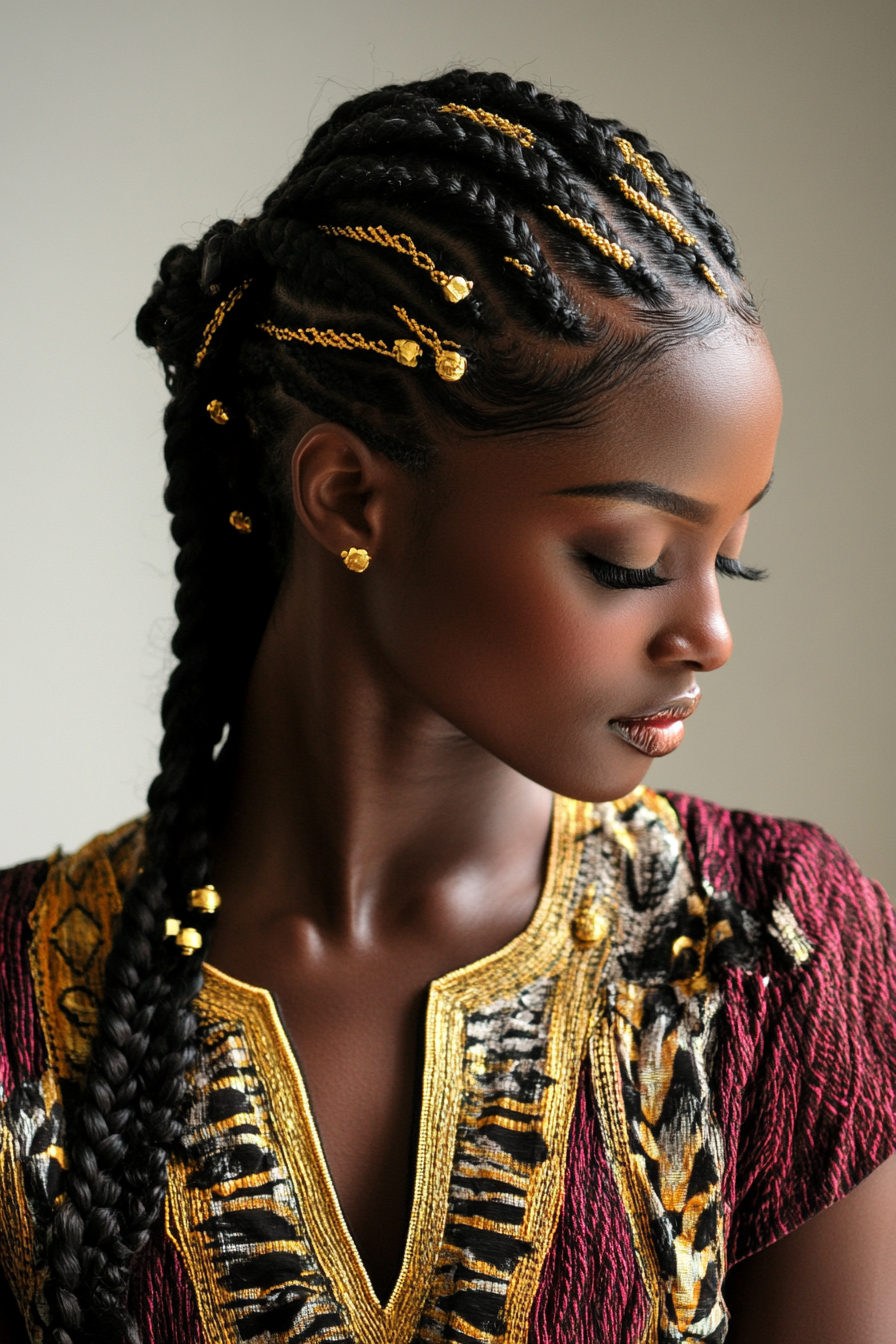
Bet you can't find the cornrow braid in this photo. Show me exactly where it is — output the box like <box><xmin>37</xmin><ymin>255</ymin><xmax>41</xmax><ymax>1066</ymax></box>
<box><xmin>46</xmin><ymin>68</ymin><xmax>759</xmax><ymax>1341</ymax></box>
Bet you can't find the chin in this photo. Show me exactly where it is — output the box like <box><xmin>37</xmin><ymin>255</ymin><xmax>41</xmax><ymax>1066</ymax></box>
<box><xmin>515</xmin><ymin>737</ymin><xmax>657</xmax><ymax>807</ymax></box>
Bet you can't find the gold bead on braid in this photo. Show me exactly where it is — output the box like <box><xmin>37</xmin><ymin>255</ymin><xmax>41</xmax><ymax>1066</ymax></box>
<box><xmin>544</xmin><ymin>205</ymin><xmax>635</xmax><ymax>269</ymax></box>
<box><xmin>614</xmin><ymin>138</ymin><xmax>670</xmax><ymax>196</ymax></box>
<box><xmin>194</xmin><ymin>279</ymin><xmax>252</xmax><ymax>369</ymax></box>
<box><xmin>392</xmin><ymin>306</ymin><xmax>466</xmax><ymax>381</ymax></box>
<box><xmin>609</xmin><ymin>176</ymin><xmax>698</xmax><ymax>247</ymax></box>
<box><xmin>438</xmin><ymin>103</ymin><xmax>536</xmax><ymax>150</ymax></box>
<box><xmin>504</xmin><ymin>256</ymin><xmax>535</xmax><ymax>277</ymax></box>
<box><xmin>319</xmin><ymin>225</ymin><xmax>473</xmax><ymax>303</ymax></box>
<box><xmin>257</xmin><ymin>320</ymin><xmax>423</xmax><ymax>370</ymax></box>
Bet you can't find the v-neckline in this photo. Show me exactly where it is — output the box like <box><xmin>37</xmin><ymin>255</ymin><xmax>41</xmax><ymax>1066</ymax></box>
<box><xmin>167</xmin><ymin>794</ymin><xmax>609</xmax><ymax>1344</ymax></box>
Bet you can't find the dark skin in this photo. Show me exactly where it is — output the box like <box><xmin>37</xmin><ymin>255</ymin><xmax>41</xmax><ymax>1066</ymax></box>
<box><xmin>3</xmin><ymin>326</ymin><xmax>893</xmax><ymax>1339</ymax></box>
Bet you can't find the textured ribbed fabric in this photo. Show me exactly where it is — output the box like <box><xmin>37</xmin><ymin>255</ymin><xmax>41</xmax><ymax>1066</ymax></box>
<box><xmin>529</xmin><ymin>1058</ymin><xmax>649</xmax><ymax>1343</ymax></box>
<box><xmin>1</xmin><ymin>795</ymin><xmax>894</xmax><ymax>1342</ymax></box>
<box><xmin>128</xmin><ymin>1207</ymin><xmax>203</xmax><ymax>1344</ymax></box>
<box><xmin>0</xmin><ymin>858</ymin><xmax>48</xmax><ymax>1095</ymax></box>
<box><xmin>667</xmin><ymin>793</ymin><xmax>896</xmax><ymax>1264</ymax></box>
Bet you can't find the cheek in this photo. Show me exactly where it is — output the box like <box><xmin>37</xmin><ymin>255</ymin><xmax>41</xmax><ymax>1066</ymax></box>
<box><xmin>369</xmin><ymin>525</ymin><xmax>648</xmax><ymax>762</ymax></box>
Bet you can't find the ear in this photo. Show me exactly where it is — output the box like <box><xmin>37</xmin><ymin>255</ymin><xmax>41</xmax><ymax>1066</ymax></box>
<box><xmin>290</xmin><ymin>422</ymin><xmax>397</xmax><ymax>561</ymax></box>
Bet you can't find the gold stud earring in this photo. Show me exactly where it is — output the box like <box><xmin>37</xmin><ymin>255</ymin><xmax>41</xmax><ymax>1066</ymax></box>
<box><xmin>341</xmin><ymin>547</ymin><xmax>370</xmax><ymax>573</ymax></box>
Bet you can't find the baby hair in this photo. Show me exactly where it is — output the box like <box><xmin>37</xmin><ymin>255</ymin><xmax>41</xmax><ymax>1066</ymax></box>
<box><xmin>45</xmin><ymin>68</ymin><xmax>758</xmax><ymax>1342</ymax></box>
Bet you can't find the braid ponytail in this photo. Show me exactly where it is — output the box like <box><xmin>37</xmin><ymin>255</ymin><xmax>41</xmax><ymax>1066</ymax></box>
<box><xmin>43</xmin><ymin>69</ymin><xmax>759</xmax><ymax>1341</ymax></box>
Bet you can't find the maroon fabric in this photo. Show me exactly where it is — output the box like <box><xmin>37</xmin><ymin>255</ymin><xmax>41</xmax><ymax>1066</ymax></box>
<box><xmin>666</xmin><ymin>793</ymin><xmax>896</xmax><ymax>1264</ymax></box>
<box><xmin>128</xmin><ymin>1206</ymin><xmax>204</xmax><ymax>1344</ymax></box>
<box><xmin>529</xmin><ymin>1058</ymin><xmax>649</xmax><ymax>1344</ymax></box>
<box><xmin>0</xmin><ymin>859</ymin><xmax>49</xmax><ymax>1096</ymax></box>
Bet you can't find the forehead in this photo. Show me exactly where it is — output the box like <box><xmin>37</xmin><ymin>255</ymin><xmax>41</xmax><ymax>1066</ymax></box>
<box><xmin>442</xmin><ymin>324</ymin><xmax>781</xmax><ymax>508</ymax></box>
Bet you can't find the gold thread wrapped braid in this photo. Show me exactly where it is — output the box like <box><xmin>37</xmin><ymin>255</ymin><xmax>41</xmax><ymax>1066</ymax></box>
<box><xmin>319</xmin><ymin>225</ymin><xmax>473</xmax><ymax>302</ymax></box>
<box><xmin>698</xmin><ymin>264</ymin><xmax>727</xmax><ymax>299</ymax></box>
<box><xmin>544</xmin><ymin>205</ymin><xmax>635</xmax><ymax>269</ymax></box>
<box><xmin>614</xmin><ymin>138</ymin><xmax>670</xmax><ymax>196</ymax></box>
<box><xmin>609</xmin><ymin>176</ymin><xmax>698</xmax><ymax>247</ymax></box>
<box><xmin>256</xmin><ymin>320</ymin><xmax>422</xmax><ymax>370</ymax></box>
<box><xmin>194</xmin><ymin>279</ymin><xmax>252</xmax><ymax>368</ymax></box>
<box><xmin>256</xmin><ymin>309</ymin><xmax>466</xmax><ymax>382</ymax></box>
<box><xmin>438</xmin><ymin>103</ymin><xmax>536</xmax><ymax>149</ymax></box>
<box><xmin>504</xmin><ymin>256</ymin><xmax>535</xmax><ymax>277</ymax></box>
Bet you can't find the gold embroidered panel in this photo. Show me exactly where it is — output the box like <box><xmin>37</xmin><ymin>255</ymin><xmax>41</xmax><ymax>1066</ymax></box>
<box><xmin>4</xmin><ymin>789</ymin><xmax>767</xmax><ymax>1344</ymax></box>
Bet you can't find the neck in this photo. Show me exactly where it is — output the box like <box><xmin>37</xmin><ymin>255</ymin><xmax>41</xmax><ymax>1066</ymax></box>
<box><xmin>212</xmin><ymin>548</ymin><xmax>553</xmax><ymax>938</ymax></box>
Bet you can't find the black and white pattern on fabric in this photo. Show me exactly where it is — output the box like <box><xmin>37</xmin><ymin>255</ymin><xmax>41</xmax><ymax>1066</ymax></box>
<box><xmin>415</xmin><ymin>977</ymin><xmax>557</xmax><ymax>1343</ymax></box>
<box><xmin>175</xmin><ymin>1019</ymin><xmax>351</xmax><ymax>1343</ymax></box>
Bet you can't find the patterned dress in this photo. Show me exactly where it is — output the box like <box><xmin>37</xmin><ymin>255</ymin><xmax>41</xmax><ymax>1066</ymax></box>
<box><xmin>1</xmin><ymin>787</ymin><xmax>894</xmax><ymax>1344</ymax></box>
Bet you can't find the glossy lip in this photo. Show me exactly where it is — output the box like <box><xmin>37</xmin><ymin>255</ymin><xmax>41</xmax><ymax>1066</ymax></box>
<box><xmin>609</xmin><ymin>687</ymin><xmax>701</xmax><ymax>758</ymax></box>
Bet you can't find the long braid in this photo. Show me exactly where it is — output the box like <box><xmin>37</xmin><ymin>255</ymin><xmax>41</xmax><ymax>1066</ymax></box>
<box><xmin>43</xmin><ymin>69</ymin><xmax>760</xmax><ymax>1341</ymax></box>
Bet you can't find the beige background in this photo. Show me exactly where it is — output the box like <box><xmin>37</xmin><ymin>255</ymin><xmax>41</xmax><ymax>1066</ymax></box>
<box><xmin>1</xmin><ymin>0</ymin><xmax>893</xmax><ymax>890</ymax></box>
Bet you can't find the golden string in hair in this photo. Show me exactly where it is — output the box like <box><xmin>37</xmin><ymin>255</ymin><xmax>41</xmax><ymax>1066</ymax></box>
<box><xmin>194</xmin><ymin>279</ymin><xmax>252</xmax><ymax>369</ymax></box>
<box><xmin>438</xmin><ymin>103</ymin><xmax>536</xmax><ymax>149</ymax></box>
<box><xmin>698</xmin><ymin>264</ymin><xmax>727</xmax><ymax>299</ymax></box>
<box><xmin>544</xmin><ymin>205</ymin><xmax>635</xmax><ymax>269</ymax></box>
<box><xmin>609</xmin><ymin>176</ymin><xmax>698</xmax><ymax>247</ymax></box>
<box><xmin>504</xmin><ymin>256</ymin><xmax>535</xmax><ymax>277</ymax></box>
<box><xmin>393</xmin><ymin>307</ymin><xmax>466</xmax><ymax>381</ymax></box>
<box><xmin>256</xmin><ymin>319</ymin><xmax>422</xmax><ymax>369</ymax></box>
<box><xmin>319</xmin><ymin>225</ymin><xmax>473</xmax><ymax>302</ymax></box>
<box><xmin>614</xmin><ymin>138</ymin><xmax>670</xmax><ymax>196</ymax></box>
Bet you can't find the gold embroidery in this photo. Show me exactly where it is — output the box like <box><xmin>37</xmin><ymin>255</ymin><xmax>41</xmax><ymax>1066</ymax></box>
<box><xmin>11</xmin><ymin>789</ymin><xmax>740</xmax><ymax>1342</ymax></box>
<box><xmin>28</xmin><ymin>821</ymin><xmax>141</xmax><ymax>1079</ymax></box>
<box><xmin>166</xmin><ymin>798</ymin><xmax>605</xmax><ymax>1344</ymax></box>
<box><xmin>769</xmin><ymin>896</ymin><xmax>814</xmax><ymax>965</ymax></box>
<box><xmin>588</xmin><ymin>797</ymin><xmax>729</xmax><ymax>1343</ymax></box>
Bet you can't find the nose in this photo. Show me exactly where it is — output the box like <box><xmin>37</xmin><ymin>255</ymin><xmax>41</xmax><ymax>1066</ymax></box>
<box><xmin>646</xmin><ymin>575</ymin><xmax>733</xmax><ymax>672</ymax></box>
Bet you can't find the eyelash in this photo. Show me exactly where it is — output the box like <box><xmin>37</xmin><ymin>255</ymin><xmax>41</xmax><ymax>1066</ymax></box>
<box><xmin>584</xmin><ymin>553</ymin><xmax>768</xmax><ymax>589</ymax></box>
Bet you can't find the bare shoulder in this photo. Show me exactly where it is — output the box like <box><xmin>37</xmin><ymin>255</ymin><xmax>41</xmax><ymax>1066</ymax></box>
<box><xmin>725</xmin><ymin>1152</ymin><xmax>896</xmax><ymax>1344</ymax></box>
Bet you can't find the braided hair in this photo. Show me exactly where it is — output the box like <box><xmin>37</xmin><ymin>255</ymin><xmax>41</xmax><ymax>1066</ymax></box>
<box><xmin>44</xmin><ymin>69</ymin><xmax>758</xmax><ymax>1342</ymax></box>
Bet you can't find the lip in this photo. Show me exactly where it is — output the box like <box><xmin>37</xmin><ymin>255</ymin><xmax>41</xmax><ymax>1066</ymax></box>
<box><xmin>609</xmin><ymin>688</ymin><xmax>701</xmax><ymax>758</ymax></box>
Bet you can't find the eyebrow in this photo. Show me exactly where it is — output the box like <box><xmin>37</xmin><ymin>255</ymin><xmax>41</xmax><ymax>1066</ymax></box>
<box><xmin>555</xmin><ymin>473</ymin><xmax>774</xmax><ymax>523</ymax></box>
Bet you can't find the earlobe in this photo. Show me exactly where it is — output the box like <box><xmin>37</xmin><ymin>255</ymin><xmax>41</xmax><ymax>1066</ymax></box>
<box><xmin>290</xmin><ymin>422</ymin><xmax>387</xmax><ymax>562</ymax></box>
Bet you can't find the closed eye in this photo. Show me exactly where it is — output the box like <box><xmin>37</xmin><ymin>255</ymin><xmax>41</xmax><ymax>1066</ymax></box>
<box><xmin>715</xmin><ymin>555</ymin><xmax>767</xmax><ymax>581</ymax></box>
<box><xmin>584</xmin><ymin>555</ymin><xmax>670</xmax><ymax>590</ymax></box>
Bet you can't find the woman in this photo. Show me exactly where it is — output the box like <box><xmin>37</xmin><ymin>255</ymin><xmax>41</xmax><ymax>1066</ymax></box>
<box><xmin>0</xmin><ymin>69</ymin><xmax>893</xmax><ymax>1344</ymax></box>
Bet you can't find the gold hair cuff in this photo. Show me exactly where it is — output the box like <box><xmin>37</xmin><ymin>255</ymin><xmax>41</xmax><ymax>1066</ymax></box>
<box><xmin>189</xmin><ymin>885</ymin><xmax>221</xmax><ymax>915</ymax></box>
<box><xmin>544</xmin><ymin>205</ymin><xmax>635</xmax><ymax>269</ymax></box>
<box><xmin>609</xmin><ymin>176</ymin><xmax>698</xmax><ymax>247</ymax></box>
<box><xmin>194</xmin><ymin>279</ymin><xmax>252</xmax><ymax>369</ymax></box>
<box><xmin>319</xmin><ymin>225</ymin><xmax>473</xmax><ymax>303</ymax></box>
<box><xmin>438</xmin><ymin>103</ymin><xmax>536</xmax><ymax>149</ymax></box>
<box><xmin>164</xmin><ymin>919</ymin><xmax>203</xmax><ymax>956</ymax></box>
<box><xmin>504</xmin><ymin>256</ymin><xmax>535</xmax><ymax>276</ymax></box>
<box><xmin>393</xmin><ymin>307</ymin><xmax>466</xmax><ymax>381</ymax></box>
<box><xmin>207</xmin><ymin>399</ymin><xmax>229</xmax><ymax>424</ymax></box>
<box><xmin>229</xmin><ymin>510</ymin><xmax>252</xmax><ymax>533</ymax></box>
<box><xmin>614</xmin><ymin>138</ymin><xmax>670</xmax><ymax>196</ymax></box>
<box><xmin>257</xmin><ymin>310</ymin><xmax>466</xmax><ymax>382</ymax></box>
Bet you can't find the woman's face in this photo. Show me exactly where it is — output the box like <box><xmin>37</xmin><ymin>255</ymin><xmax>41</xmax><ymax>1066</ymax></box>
<box><xmin>333</xmin><ymin>325</ymin><xmax>782</xmax><ymax>804</ymax></box>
